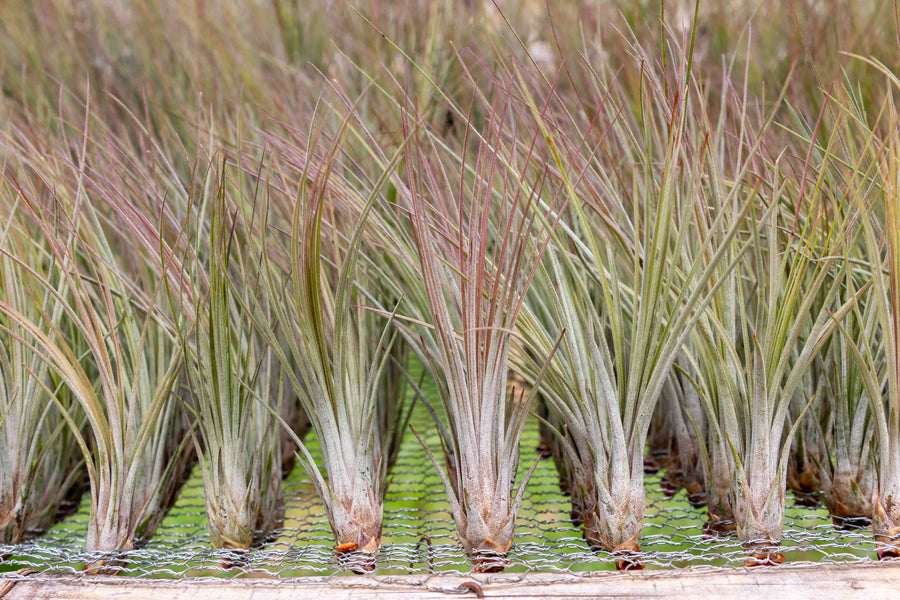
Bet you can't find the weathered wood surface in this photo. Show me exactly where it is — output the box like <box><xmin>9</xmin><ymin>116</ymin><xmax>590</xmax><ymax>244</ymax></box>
<box><xmin>2</xmin><ymin>562</ymin><xmax>897</xmax><ymax>599</ymax></box>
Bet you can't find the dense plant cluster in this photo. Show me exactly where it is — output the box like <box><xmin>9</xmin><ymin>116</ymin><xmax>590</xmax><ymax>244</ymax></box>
<box><xmin>1</xmin><ymin>0</ymin><xmax>900</xmax><ymax>572</ymax></box>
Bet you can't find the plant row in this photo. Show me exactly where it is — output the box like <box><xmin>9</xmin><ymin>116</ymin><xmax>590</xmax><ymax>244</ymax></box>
<box><xmin>1</xmin><ymin>0</ymin><xmax>900</xmax><ymax>574</ymax></box>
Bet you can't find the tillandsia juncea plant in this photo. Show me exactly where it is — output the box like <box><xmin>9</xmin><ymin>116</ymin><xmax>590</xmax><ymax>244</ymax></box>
<box><xmin>2</xmin><ymin>89</ymin><xmax>204</xmax><ymax>555</ymax></box>
<box><xmin>643</xmin><ymin>395</ymin><xmax>672</xmax><ymax>475</ymax></box>
<box><xmin>0</xmin><ymin>164</ymin><xmax>188</xmax><ymax>559</ymax></box>
<box><xmin>814</xmin><ymin>267</ymin><xmax>876</xmax><ymax>529</ymax></box>
<box><xmin>658</xmin><ymin>358</ymin><xmax>707</xmax><ymax>507</ymax></box>
<box><xmin>0</xmin><ymin>201</ymin><xmax>85</xmax><ymax>544</ymax></box>
<box><xmin>834</xmin><ymin>65</ymin><xmax>900</xmax><ymax>558</ymax></box>
<box><xmin>515</xmin><ymin>116</ymin><xmax>744</xmax><ymax>568</ymax></box>
<box><xmin>514</xmin><ymin>18</ymin><xmax>757</xmax><ymax>567</ymax></box>
<box><xmin>688</xmin><ymin>136</ymin><xmax>854</xmax><ymax>564</ymax></box>
<box><xmin>396</xmin><ymin>84</ymin><xmax>561</xmax><ymax>571</ymax></box>
<box><xmin>169</xmin><ymin>162</ymin><xmax>283</xmax><ymax>551</ymax></box>
<box><xmin>794</xmin><ymin>79</ymin><xmax>892</xmax><ymax>530</ymax></box>
<box><xmin>249</xmin><ymin>112</ymin><xmax>414</xmax><ymax>570</ymax></box>
<box><xmin>786</xmin><ymin>385</ymin><xmax>823</xmax><ymax>508</ymax></box>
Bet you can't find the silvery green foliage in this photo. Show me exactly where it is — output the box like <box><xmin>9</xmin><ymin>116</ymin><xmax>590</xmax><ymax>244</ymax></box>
<box><xmin>176</xmin><ymin>171</ymin><xmax>282</xmax><ymax>550</ymax></box>
<box><xmin>395</xmin><ymin>88</ymin><xmax>557</xmax><ymax>569</ymax></box>
<box><xmin>0</xmin><ymin>215</ymin><xmax>84</xmax><ymax>544</ymax></box>
<box><xmin>249</xmin><ymin>129</ymin><xmax>413</xmax><ymax>567</ymax></box>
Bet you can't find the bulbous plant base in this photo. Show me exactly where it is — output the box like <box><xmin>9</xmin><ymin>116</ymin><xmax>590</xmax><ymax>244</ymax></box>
<box><xmin>611</xmin><ymin>538</ymin><xmax>645</xmax><ymax>571</ymax></box>
<box><xmin>213</xmin><ymin>509</ymin><xmax>285</xmax><ymax>570</ymax></box>
<box><xmin>788</xmin><ymin>463</ymin><xmax>820</xmax><ymax>508</ymax></box>
<box><xmin>874</xmin><ymin>527</ymin><xmax>900</xmax><ymax>560</ymax></box>
<box><xmin>218</xmin><ymin>547</ymin><xmax>252</xmax><ymax>571</ymax></box>
<box><xmin>703</xmin><ymin>513</ymin><xmax>736</xmax><ymax>536</ymax></box>
<box><xmin>84</xmin><ymin>552</ymin><xmax>129</xmax><ymax>575</ymax></box>
<box><xmin>685</xmin><ymin>483</ymin><xmax>707</xmax><ymax>509</ymax></box>
<box><xmin>455</xmin><ymin>495</ymin><xmax>517</xmax><ymax>573</ymax></box>
<box><xmin>790</xmin><ymin>491</ymin><xmax>820</xmax><ymax>508</ymax></box>
<box><xmin>659</xmin><ymin>470</ymin><xmax>707</xmax><ymax>509</ymax></box>
<box><xmin>467</xmin><ymin>549</ymin><xmax>510</xmax><ymax>573</ymax></box>
<box><xmin>872</xmin><ymin>494</ymin><xmax>900</xmax><ymax>559</ymax></box>
<box><xmin>824</xmin><ymin>494</ymin><xmax>872</xmax><ymax>531</ymax></box>
<box><xmin>582</xmin><ymin>516</ymin><xmax>645</xmax><ymax>571</ymax></box>
<box><xmin>742</xmin><ymin>540</ymin><xmax>784</xmax><ymax>567</ymax></box>
<box><xmin>84</xmin><ymin>525</ymin><xmax>136</xmax><ymax>575</ymax></box>
<box><xmin>643</xmin><ymin>450</ymin><xmax>667</xmax><ymax>475</ymax></box>
<box><xmin>208</xmin><ymin>517</ymin><xmax>255</xmax><ymax>553</ymax></box>
<box><xmin>463</xmin><ymin>537</ymin><xmax>513</xmax><ymax>573</ymax></box>
<box><xmin>569</xmin><ymin>507</ymin><xmax>584</xmax><ymax>528</ymax></box>
<box><xmin>660</xmin><ymin>470</ymin><xmax>682</xmax><ymax>497</ymax></box>
<box><xmin>0</xmin><ymin>516</ymin><xmax>26</xmax><ymax>546</ymax></box>
<box><xmin>832</xmin><ymin>515</ymin><xmax>871</xmax><ymax>530</ymax></box>
<box><xmin>583</xmin><ymin>535</ymin><xmax>644</xmax><ymax>570</ymax></box>
<box><xmin>334</xmin><ymin>533</ymin><xmax>381</xmax><ymax>573</ymax></box>
<box><xmin>335</xmin><ymin>544</ymin><xmax>377</xmax><ymax>573</ymax></box>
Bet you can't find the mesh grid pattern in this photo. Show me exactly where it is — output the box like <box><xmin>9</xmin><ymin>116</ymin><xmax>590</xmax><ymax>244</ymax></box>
<box><xmin>0</xmin><ymin>390</ymin><xmax>880</xmax><ymax>581</ymax></box>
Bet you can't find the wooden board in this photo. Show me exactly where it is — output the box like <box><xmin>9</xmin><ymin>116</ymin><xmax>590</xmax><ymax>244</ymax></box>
<box><xmin>3</xmin><ymin>562</ymin><xmax>899</xmax><ymax>600</ymax></box>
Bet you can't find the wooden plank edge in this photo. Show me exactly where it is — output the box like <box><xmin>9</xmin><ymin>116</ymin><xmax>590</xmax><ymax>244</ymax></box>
<box><xmin>3</xmin><ymin>561</ymin><xmax>899</xmax><ymax>599</ymax></box>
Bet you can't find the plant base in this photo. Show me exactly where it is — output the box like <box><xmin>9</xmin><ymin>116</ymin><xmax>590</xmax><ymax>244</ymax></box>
<box><xmin>660</xmin><ymin>471</ymin><xmax>681</xmax><ymax>497</ymax></box>
<box><xmin>335</xmin><ymin>544</ymin><xmax>377</xmax><ymax>573</ymax></box>
<box><xmin>612</xmin><ymin>538</ymin><xmax>644</xmax><ymax>571</ymax></box>
<box><xmin>218</xmin><ymin>547</ymin><xmax>252</xmax><ymax>571</ymax></box>
<box><xmin>685</xmin><ymin>485</ymin><xmax>707</xmax><ymax>509</ymax></box>
<box><xmin>583</xmin><ymin>528</ymin><xmax>645</xmax><ymax>571</ymax></box>
<box><xmin>875</xmin><ymin>528</ymin><xmax>900</xmax><ymax>560</ymax></box>
<box><xmin>84</xmin><ymin>553</ymin><xmax>128</xmax><ymax>575</ymax></box>
<box><xmin>742</xmin><ymin>541</ymin><xmax>784</xmax><ymax>567</ymax></box>
<box><xmin>703</xmin><ymin>514</ymin><xmax>736</xmax><ymax>536</ymax></box>
<box><xmin>787</xmin><ymin>464</ymin><xmax>820</xmax><ymax>509</ymax></box>
<box><xmin>466</xmin><ymin>549</ymin><xmax>510</xmax><ymax>573</ymax></box>
<box><xmin>831</xmin><ymin>515</ymin><xmax>871</xmax><ymax>530</ymax></box>
<box><xmin>791</xmin><ymin>491</ymin><xmax>820</xmax><ymax>508</ymax></box>
<box><xmin>643</xmin><ymin>450</ymin><xmax>667</xmax><ymax>474</ymax></box>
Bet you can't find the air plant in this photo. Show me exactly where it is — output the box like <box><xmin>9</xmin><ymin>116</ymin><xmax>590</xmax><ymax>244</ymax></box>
<box><xmin>170</xmin><ymin>165</ymin><xmax>283</xmax><ymax>551</ymax></box>
<box><xmin>0</xmin><ymin>168</ymin><xmax>188</xmax><ymax>560</ymax></box>
<box><xmin>786</xmin><ymin>389</ymin><xmax>823</xmax><ymax>508</ymax></box>
<box><xmin>688</xmin><ymin>147</ymin><xmax>853</xmax><ymax>564</ymax></box>
<box><xmin>659</xmin><ymin>360</ymin><xmax>707</xmax><ymax>508</ymax></box>
<box><xmin>514</xmin><ymin>27</ymin><xmax>756</xmax><ymax>567</ymax></box>
<box><xmin>518</xmin><ymin>251</ymin><xmax>608</xmax><ymax>538</ymax></box>
<box><xmin>396</xmin><ymin>87</ymin><xmax>559</xmax><ymax>571</ymax></box>
<box><xmin>837</xmin><ymin>67</ymin><xmax>900</xmax><ymax>558</ymax></box>
<box><xmin>0</xmin><ymin>203</ymin><xmax>85</xmax><ymax>544</ymax></box>
<box><xmin>249</xmin><ymin>117</ymin><xmax>415</xmax><ymax>570</ymax></box>
<box><xmin>1</xmin><ymin>92</ymin><xmax>205</xmax><ymax>558</ymax></box>
<box><xmin>516</xmin><ymin>164</ymin><xmax>743</xmax><ymax>568</ymax></box>
<box><xmin>643</xmin><ymin>397</ymin><xmax>671</xmax><ymax>475</ymax></box>
<box><xmin>814</xmin><ymin>274</ymin><xmax>876</xmax><ymax>529</ymax></box>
